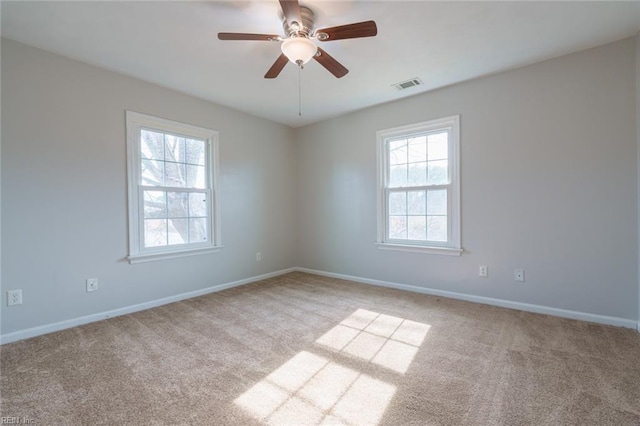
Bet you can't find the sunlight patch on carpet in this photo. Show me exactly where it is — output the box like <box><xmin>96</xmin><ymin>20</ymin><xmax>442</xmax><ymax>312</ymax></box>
<box><xmin>234</xmin><ymin>351</ymin><xmax>395</xmax><ymax>425</ymax></box>
<box><xmin>316</xmin><ymin>309</ymin><xmax>431</xmax><ymax>374</ymax></box>
<box><xmin>234</xmin><ymin>309</ymin><xmax>428</xmax><ymax>425</ymax></box>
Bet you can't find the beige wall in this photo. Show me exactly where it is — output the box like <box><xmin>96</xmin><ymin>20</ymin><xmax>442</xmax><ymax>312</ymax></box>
<box><xmin>296</xmin><ymin>37</ymin><xmax>638</xmax><ymax>321</ymax></box>
<box><xmin>1</xmin><ymin>39</ymin><xmax>298</xmax><ymax>335</ymax></box>
<box><xmin>2</xmin><ymin>35</ymin><xmax>639</xmax><ymax>339</ymax></box>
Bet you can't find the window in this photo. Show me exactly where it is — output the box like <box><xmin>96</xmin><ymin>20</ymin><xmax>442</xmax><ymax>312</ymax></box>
<box><xmin>376</xmin><ymin>116</ymin><xmax>461</xmax><ymax>255</ymax></box>
<box><xmin>126</xmin><ymin>111</ymin><xmax>221</xmax><ymax>263</ymax></box>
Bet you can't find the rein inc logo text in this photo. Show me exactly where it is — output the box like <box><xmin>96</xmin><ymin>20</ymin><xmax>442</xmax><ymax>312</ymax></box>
<box><xmin>1</xmin><ymin>417</ymin><xmax>35</xmax><ymax>425</ymax></box>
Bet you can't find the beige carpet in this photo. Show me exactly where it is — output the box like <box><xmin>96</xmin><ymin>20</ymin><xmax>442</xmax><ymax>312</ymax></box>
<box><xmin>1</xmin><ymin>272</ymin><xmax>639</xmax><ymax>425</ymax></box>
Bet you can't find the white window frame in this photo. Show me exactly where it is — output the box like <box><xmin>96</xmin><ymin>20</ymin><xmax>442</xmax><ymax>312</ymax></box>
<box><xmin>376</xmin><ymin>115</ymin><xmax>462</xmax><ymax>256</ymax></box>
<box><xmin>126</xmin><ymin>111</ymin><xmax>222</xmax><ymax>264</ymax></box>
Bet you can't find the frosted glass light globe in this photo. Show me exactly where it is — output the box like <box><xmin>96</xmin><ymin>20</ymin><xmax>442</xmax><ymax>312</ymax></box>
<box><xmin>281</xmin><ymin>37</ymin><xmax>317</xmax><ymax>65</ymax></box>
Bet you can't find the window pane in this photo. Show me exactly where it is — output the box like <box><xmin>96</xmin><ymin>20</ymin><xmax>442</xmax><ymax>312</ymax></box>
<box><xmin>389</xmin><ymin>140</ymin><xmax>407</xmax><ymax>165</ymax></box>
<box><xmin>389</xmin><ymin>216</ymin><xmax>407</xmax><ymax>239</ymax></box>
<box><xmin>427</xmin><ymin>216</ymin><xmax>447</xmax><ymax>242</ymax></box>
<box><xmin>186</xmin><ymin>165</ymin><xmax>206</xmax><ymax>189</ymax></box>
<box><xmin>167</xmin><ymin>192</ymin><xmax>189</xmax><ymax>218</ymax></box>
<box><xmin>144</xmin><ymin>219</ymin><xmax>167</xmax><ymax>247</ymax></box>
<box><xmin>168</xmin><ymin>219</ymin><xmax>188</xmax><ymax>245</ymax></box>
<box><xmin>389</xmin><ymin>192</ymin><xmax>406</xmax><ymax>215</ymax></box>
<box><xmin>408</xmin><ymin>216</ymin><xmax>426</xmax><ymax>240</ymax></box>
<box><xmin>407</xmin><ymin>191</ymin><xmax>426</xmax><ymax>215</ymax></box>
<box><xmin>186</xmin><ymin>139</ymin><xmax>206</xmax><ymax>165</ymax></box>
<box><xmin>189</xmin><ymin>218</ymin><xmax>207</xmax><ymax>243</ymax></box>
<box><xmin>129</xmin><ymin>112</ymin><xmax>217</xmax><ymax>256</ymax></box>
<box><xmin>389</xmin><ymin>164</ymin><xmax>408</xmax><ymax>188</ymax></box>
<box><xmin>427</xmin><ymin>160</ymin><xmax>448</xmax><ymax>185</ymax></box>
<box><xmin>141</xmin><ymin>159</ymin><xmax>164</xmax><ymax>186</ymax></box>
<box><xmin>379</xmin><ymin>116</ymin><xmax>459</xmax><ymax>250</ymax></box>
<box><xmin>427</xmin><ymin>190</ymin><xmax>447</xmax><ymax>215</ymax></box>
<box><xmin>141</xmin><ymin>130</ymin><xmax>164</xmax><ymax>160</ymax></box>
<box><xmin>143</xmin><ymin>191</ymin><xmax>166</xmax><ymax>218</ymax></box>
<box><xmin>427</xmin><ymin>132</ymin><xmax>448</xmax><ymax>160</ymax></box>
<box><xmin>165</xmin><ymin>162</ymin><xmax>186</xmax><ymax>187</ymax></box>
<box><xmin>165</xmin><ymin>135</ymin><xmax>185</xmax><ymax>163</ymax></box>
<box><xmin>408</xmin><ymin>136</ymin><xmax>427</xmax><ymax>163</ymax></box>
<box><xmin>189</xmin><ymin>192</ymin><xmax>207</xmax><ymax>217</ymax></box>
<box><xmin>408</xmin><ymin>162</ymin><xmax>427</xmax><ymax>186</ymax></box>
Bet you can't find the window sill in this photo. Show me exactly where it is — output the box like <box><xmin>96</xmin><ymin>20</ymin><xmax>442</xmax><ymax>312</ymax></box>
<box><xmin>128</xmin><ymin>246</ymin><xmax>224</xmax><ymax>264</ymax></box>
<box><xmin>375</xmin><ymin>243</ymin><xmax>463</xmax><ymax>256</ymax></box>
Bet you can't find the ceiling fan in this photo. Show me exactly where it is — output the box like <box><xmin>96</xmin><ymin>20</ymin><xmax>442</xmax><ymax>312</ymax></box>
<box><xmin>218</xmin><ymin>0</ymin><xmax>377</xmax><ymax>79</ymax></box>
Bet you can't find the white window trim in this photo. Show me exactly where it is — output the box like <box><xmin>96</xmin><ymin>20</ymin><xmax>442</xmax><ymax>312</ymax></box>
<box><xmin>126</xmin><ymin>111</ymin><xmax>222</xmax><ymax>264</ymax></box>
<box><xmin>376</xmin><ymin>115</ymin><xmax>462</xmax><ymax>256</ymax></box>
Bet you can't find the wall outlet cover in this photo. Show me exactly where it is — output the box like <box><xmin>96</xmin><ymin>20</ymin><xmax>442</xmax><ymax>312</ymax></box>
<box><xmin>479</xmin><ymin>265</ymin><xmax>488</xmax><ymax>278</ymax></box>
<box><xmin>7</xmin><ymin>289</ymin><xmax>23</xmax><ymax>306</ymax></box>
<box><xmin>86</xmin><ymin>278</ymin><xmax>99</xmax><ymax>292</ymax></box>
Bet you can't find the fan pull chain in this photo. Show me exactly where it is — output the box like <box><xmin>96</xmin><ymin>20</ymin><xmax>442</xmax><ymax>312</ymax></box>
<box><xmin>298</xmin><ymin>62</ymin><xmax>302</xmax><ymax>116</ymax></box>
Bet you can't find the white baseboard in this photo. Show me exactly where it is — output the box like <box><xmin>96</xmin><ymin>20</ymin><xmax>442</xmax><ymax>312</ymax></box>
<box><xmin>3</xmin><ymin>266</ymin><xmax>637</xmax><ymax>344</ymax></box>
<box><xmin>0</xmin><ymin>268</ymin><xmax>296</xmax><ymax>345</ymax></box>
<box><xmin>295</xmin><ymin>267</ymin><xmax>639</xmax><ymax>330</ymax></box>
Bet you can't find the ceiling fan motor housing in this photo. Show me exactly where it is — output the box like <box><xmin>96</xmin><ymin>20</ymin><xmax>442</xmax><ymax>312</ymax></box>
<box><xmin>283</xmin><ymin>6</ymin><xmax>316</xmax><ymax>37</ymax></box>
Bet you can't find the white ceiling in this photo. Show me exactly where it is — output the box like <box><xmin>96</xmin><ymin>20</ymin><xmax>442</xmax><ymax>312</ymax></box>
<box><xmin>2</xmin><ymin>1</ymin><xmax>639</xmax><ymax>128</ymax></box>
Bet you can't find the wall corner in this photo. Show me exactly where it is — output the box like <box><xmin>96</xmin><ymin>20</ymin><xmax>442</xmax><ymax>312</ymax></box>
<box><xmin>636</xmin><ymin>31</ymin><xmax>640</xmax><ymax>329</ymax></box>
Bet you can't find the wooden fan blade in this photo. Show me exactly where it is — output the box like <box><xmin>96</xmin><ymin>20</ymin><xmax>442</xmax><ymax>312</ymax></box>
<box><xmin>218</xmin><ymin>33</ymin><xmax>279</xmax><ymax>41</ymax></box>
<box><xmin>279</xmin><ymin>0</ymin><xmax>302</xmax><ymax>27</ymax></box>
<box><xmin>316</xmin><ymin>20</ymin><xmax>378</xmax><ymax>41</ymax></box>
<box><xmin>265</xmin><ymin>54</ymin><xmax>289</xmax><ymax>79</ymax></box>
<box><xmin>314</xmin><ymin>47</ymin><xmax>348</xmax><ymax>78</ymax></box>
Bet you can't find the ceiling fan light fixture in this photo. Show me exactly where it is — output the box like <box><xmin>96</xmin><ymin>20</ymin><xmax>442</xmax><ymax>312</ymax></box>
<box><xmin>281</xmin><ymin>37</ymin><xmax>317</xmax><ymax>65</ymax></box>
<box><xmin>218</xmin><ymin>0</ymin><xmax>377</xmax><ymax>80</ymax></box>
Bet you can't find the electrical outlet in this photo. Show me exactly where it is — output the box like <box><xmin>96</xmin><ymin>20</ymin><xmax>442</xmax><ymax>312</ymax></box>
<box><xmin>514</xmin><ymin>269</ymin><xmax>525</xmax><ymax>282</ymax></box>
<box><xmin>7</xmin><ymin>290</ymin><xmax>22</xmax><ymax>306</ymax></box>
<box><xmin>479</xmin><ymin>265</ymin><xmax>488</xmax><ymax>278</ymax></box>
<box><xmin>86</xmin><ymin>278</ymin><xmax>99</xmax><ymax>292</ymax></box>
<box><xmin>256</xmin><ymin>252</ymin><xmax>262</xmax><ymax>262</ymax></box>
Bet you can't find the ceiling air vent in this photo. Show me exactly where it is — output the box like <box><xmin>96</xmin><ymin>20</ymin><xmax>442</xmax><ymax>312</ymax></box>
<box><xmin>393</xmin><ymin>78</ymin><xmax>423</xmax><ymax>90</ymax></box>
